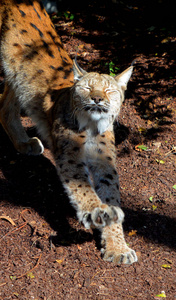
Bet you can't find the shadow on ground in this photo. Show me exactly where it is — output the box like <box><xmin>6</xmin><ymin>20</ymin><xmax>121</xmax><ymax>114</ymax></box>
<box><xmin>0</xmin><ymin>124</ymin><xmax>175</xmax><ymax>251</ymax></box>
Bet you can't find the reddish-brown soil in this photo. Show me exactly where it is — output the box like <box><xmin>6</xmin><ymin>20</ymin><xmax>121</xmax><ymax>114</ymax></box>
<box><xmin>0</xmin><ymin>1</ymin><xmax>175</xmax><ymax>299</ymax></box>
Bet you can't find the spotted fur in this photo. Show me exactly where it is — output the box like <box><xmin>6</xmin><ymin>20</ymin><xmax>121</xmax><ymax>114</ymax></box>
<box><xmin>0</xmin><ymin>0</ymin><xmax>137</xmax><ymax>264</ymax></box>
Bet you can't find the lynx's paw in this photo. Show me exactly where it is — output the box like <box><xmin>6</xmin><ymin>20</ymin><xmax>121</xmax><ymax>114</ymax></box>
<box><xmin>17</xmin><ymin>137</ymin><xmax>44</xmax><ymax>155</ymax></box>
<box><xmin>82</xmin><ymin>205</ymin><xmax>124</xmax><ymax>229</ymax></box>
<box><xmin>101</xmin><ymin>246</ymin><xmax>138</xmax><ymax>265</ymax></box>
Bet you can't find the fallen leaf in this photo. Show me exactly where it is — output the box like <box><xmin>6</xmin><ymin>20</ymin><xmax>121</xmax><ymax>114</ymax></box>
<box><xmin>155</xmin><ymin>159</ymin><xmax>165</xmax><ymax>164</ymax></box>
<box><xmin>152</xmin><ymin>205</ymin><xmax>157</xmax><ymax>211</ymax></box>
<box><xmin>82</xmin><ymin>52</ymin><xmax>89</xmax><ymax>57</ymax></box>
<box><xmin>149</xmin><ymin>196</ymin><xmax>153</xmax><ymax>202</ymax></box>
<box><xmin>56</xmin><ymin>259</ymin><xmax>64</xmax><ymax>264</ymax></box>
<box><xmin>161</xmin><ymin>264</ymin><xmax>171</xmax><ymax>269</ymax></box>
<box><xmin>27</xmin><ymin>272</ymin><xmax>35</xmax><ymax>279</ymax></box>
<box><xmin>78</xmin><ymin>44</ymin><xmax>84</xmax><ymax>50</ymax></box>
<box><xmin>138</xmin><ymin>127</ymin><xmax>147</xmax><ymax>133</ymax></box>
<box><xmin>155</xmin><ymin>291</ymin><xmax>166</xmax><ymax>298</ymax></box>
<box><xmin>77</xmin><ymin>245</ymin><xmax>82</xmax><ymax>250</ymax></box>
<box><xmin>172</xmin><ymin>185</ymin><xmax>176</xmax><ymax>190</ymax></box>
<box><xmin>147</xmin><ymin>120</ymin><xmax>153</xmax><ymax>126</ymax></box>
<box><xmin>161</xmin><ymin>38</ymin><xmax>169</xmax><ymax>43</ymax></box>
<box><xmin>10</xmin><ymin>275</ymin><xmax>16</xmax><ymax>281</ymax></box>
<box><xmin>128</xmin><ymin>230</ymin><xmax>137</xmax><ymax>236</ymax></box>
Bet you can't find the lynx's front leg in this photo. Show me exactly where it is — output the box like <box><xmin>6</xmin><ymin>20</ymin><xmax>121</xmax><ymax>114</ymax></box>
<box><xmin>52</xmin><ymin>125</ymin><xmax>124</xmax><ymax>229</ymax></box>
<box><xmin>88</xmin><ymin>131</ymin><xmax>137</xmax><ymax>264</ymax></box>
<box><xmin>101</xmin><ymin>223</ymin><xmax>138</xmax><ymax>264</ymax></box>
<box><xmin>89</xmin><ymin>131</ymin><xmax>121</xmax><ymax>207</ymax></box>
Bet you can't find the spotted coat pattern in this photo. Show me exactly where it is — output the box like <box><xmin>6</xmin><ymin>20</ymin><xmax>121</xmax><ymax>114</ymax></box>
<box><xmin>0</xmin><ymin>0</ymin><xmax>137</xmax><ymax>264</ymax></box>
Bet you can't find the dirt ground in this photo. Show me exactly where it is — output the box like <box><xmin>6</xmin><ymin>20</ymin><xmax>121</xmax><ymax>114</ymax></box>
<box><xmin>0</xmin><ymin>1</ymin><xmax>176</xmax><ymax>299</ymax></box>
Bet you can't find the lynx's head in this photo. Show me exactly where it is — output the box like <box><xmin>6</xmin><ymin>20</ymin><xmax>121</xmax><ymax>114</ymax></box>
<box><xmin>71</xmin><ymin>59</ymin><xmax>133</xmax><ymax>135</ymax></box>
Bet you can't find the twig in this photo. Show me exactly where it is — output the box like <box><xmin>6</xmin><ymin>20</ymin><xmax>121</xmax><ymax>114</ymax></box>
<box><xmin>91</xmin><ymin>270</ymin><xmax>101</xmax><ymax>281</ymax></box>
<box><xmin>165</xmin><ymin>145</ymin><xmax>176</xmax><ymax>157</ymax></box>
<box><xmin>0</xmin><ymin>215</ymin><xmax>16</xmax><ymax>226</ymax></box>
<box><xmin>0</xmin><ymin>222</ymin><xmax>27</xmax><ymax>240</ymax></box>
<box><xmin>20</xmin><ymin>208</ymin><xmax>32</xmax><ymax>222</ymax></box>
<box><xmin>0</xmin><ymin>282</ymin><xmax>7</xmax><ymax>287</ymax></box>
<box><xmin>16</xmin><ymin>253</ymin><xmax>42</xmax><ymax>279</ymax></box>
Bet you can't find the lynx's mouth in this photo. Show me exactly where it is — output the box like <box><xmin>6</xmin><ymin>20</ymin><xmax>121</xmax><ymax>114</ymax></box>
<box><xmin>84</xmin><ymin>105</ymin><xmax>108</xmax><ymax>113</ymax></box>
<box><xmin>76</xmin><ymin>104</ymin><xmax>111</xmax><ymax>133</ymax></box>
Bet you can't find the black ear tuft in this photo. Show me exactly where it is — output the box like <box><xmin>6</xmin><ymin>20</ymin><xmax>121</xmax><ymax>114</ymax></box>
<box><xmin>73</xmin><ymin>57</ymin><xmax>87</xmax><ymax>81</ymax></box>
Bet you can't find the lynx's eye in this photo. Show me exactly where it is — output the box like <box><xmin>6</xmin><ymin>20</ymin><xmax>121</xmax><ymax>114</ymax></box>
<box><xmin>77</xmin><ymin>85</ymin><xmax>90</xmax><ymax>91</ymax></box>
<box><xmin>105</xmin><ymin>89</ymin><xmax>120</xmax><ymax>100</ymax></box>
<box><xmin>105</xmin><ymin>88</ymin><xmax>118</xmax><ymax>93</ymax></box>
<box><xmin>80</xmin><ymin>86</ymin><xmax>91</xmax><ymax>91</ymax></box>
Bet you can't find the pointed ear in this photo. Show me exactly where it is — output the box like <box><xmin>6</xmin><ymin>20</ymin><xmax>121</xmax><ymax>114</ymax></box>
<box><xmin>73</xmin><ymin>58</ymin><xmax>87</xmax><ymax>81</ymax></box>
<box><xmin>115</xmin><ymin>66</ymin><xmax>133</xmax><ymax>90</ymax></box>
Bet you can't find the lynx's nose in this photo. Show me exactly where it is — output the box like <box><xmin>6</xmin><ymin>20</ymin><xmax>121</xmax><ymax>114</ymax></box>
<box><xmin>91</xmin><ymin>96</ymin><xmax>103</xmax><ymax>104</ymax></box>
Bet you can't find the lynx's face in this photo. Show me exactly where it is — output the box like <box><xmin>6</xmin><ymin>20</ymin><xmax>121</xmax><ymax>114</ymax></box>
<box><xmin>74</xmin><ymin>73</ymin><xmax>120</xmax><ymax>119</ymax></box>
<box><xmin>72</xmin><ymin>60</ymin><xmax>133</xmax><ymax>134</ymax></box>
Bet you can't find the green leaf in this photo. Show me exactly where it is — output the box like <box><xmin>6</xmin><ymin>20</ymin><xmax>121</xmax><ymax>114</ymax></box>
<box><xmin>70</xmin><ymin>14</ymin><xmax>75</xmax><ymax>20</ymax></box>
<box><xmin>149</xmin><ymin>196</ymin><xmax>153</xmax><ymax>202</ymax></box>
<box><xmin>110</xmin><ymin>72</ymin><xmax>115</xmax><ymax>77</ymax></box>
<box><xmin>155</xmin><ymin>292</ymin><xmax>166</xmax><ymax>298</ymax></box>
<box><xmin>64</xmin><ymin>12</ymin><xmax>69</xmax><ymax>19</ymax></box>
<box><xmin>107</xmin><ymin>61</ymin><xmax>119</xmax><ymax>76</ymax></box>
<box><xmin>10</xmin><ymin>275</ymin><xmax>16</xmax><ymax>281</ymax></box>
<box><xmin>172</xmin><ymin>185</ymin><xmax>176</xmax><ymax>190</ymax></box>
<box><xmin>137</xmin><ymin>145</ymin><xmax>148</xmax><ymax>151</ymax></box>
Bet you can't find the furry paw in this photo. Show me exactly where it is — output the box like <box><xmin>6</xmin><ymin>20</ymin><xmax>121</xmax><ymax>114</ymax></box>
<box><xmin>101</xmin><ymin>246</ymin><xmax>138</xmax><ymax>265</ymax></box>
<box><xmin>18</xmin><ymin>137</ymin><xmax>44</xmax><ymax>155</ymax></box>
<box><xmin>82</xmin><ymin>204</ymin><xmax>124</xmax><ymax>229</ymax></box>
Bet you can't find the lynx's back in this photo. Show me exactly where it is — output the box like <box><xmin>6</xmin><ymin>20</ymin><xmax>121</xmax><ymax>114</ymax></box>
<box><xmin>0</xmin><ymin>0</ymin><xmax>74</xmax><ymax>96</ymax></box>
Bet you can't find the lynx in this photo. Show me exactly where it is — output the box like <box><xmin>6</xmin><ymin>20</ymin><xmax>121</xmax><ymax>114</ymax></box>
<box><xmin>0</xmin><ymin>0</ymin><xmax>137</xmax><ymax>264</ymax></box>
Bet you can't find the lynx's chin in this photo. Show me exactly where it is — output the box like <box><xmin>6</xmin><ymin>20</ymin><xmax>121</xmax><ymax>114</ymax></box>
<box><xmin>77</xmin><ymin>110</ymin><xmax>111</xmax><ymax>135</ymax></box>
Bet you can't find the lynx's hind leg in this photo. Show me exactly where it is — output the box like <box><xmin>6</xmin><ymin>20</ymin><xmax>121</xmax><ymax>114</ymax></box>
<box><xmin>0</xmin><ymin>84</ymin><xmax>44</xmax><ymax>155</ymax></box>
